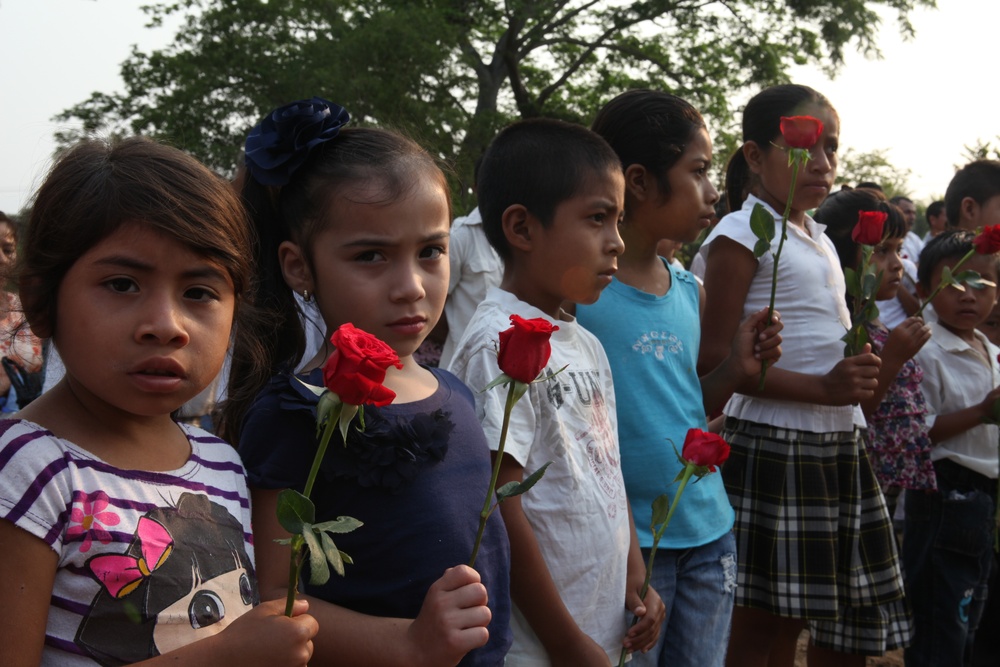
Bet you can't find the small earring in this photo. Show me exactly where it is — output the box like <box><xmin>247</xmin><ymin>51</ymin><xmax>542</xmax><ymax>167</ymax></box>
<box><xmin>302</xmin><ymin>289</ymin><xmax>312</xmax><ymax>303</ymax></box>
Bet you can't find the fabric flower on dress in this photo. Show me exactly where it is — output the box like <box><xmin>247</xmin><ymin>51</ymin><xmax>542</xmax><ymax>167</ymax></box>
<box><xmin>279</xmin><ymin>369</ymin><xmax>451</xmax><ymax>493</ymax></box>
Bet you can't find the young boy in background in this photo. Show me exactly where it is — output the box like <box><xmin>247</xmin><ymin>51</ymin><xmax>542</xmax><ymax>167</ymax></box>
<box><xmin>448</xmin><ymin>118</ymin><xmax>665</xmax><ymax>666</ymax></box>
<box><xmin>945</xmin><ymin>160</ymin><xmax>1000</xmax><ymax>232</ymax></box>
<box><xmin>906</xmin><ymin>229</ymin><xmax>1000</xmax><ymax>667</ymax></box>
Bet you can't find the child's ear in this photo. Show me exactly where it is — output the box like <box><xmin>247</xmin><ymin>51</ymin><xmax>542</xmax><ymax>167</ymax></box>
<box><xmin>960</xmin><ymin>196</ymin><xmax>980</xmax><ymax>227</ymax></box>
<box><xmin>502</xmin><ymin>204</ymin><xmax>534</xmax><ymax>253</ymax></box>
<box><xmin>915</xmin><ymin>281</ymin><xmax>930</xmax><ymax>300</ymax></box>
<box><xmin>624</xmin><ymin>164</ymin><xmax>651</xmax><ymax>202</ymax></box>
<box><xmin>278</xmin><ymin>241</ymin><xmax>313</xmax><ymax>296</ymax></box>
<box><xmin>743</xmin><ymin>141</ymin><xmax>764</xmax><ymax>175</ymax></box>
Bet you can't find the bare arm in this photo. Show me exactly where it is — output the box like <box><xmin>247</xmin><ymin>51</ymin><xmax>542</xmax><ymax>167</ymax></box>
<box><xmin>495</xmin><ymin>454</ymin><xmax>612</xmax><ymax>667</ymax></box>
<box><xmin>0</xmin><ymin>519</ymin><xmax>56</xmax><ymax>667</ymax></box>
<box><xmin>700</xmin><ymin>236</ymin><xmax>879</xmax><ymax>406</ymax></box>
<box><xmin>621</xmin><ymin>505</ymin><xmax>664</xmax><ymax>656</ymax></box>
<box><xmin>250</xmin><ymin>487</ymin><xmax>489</xmax><ymax>667</ymax></box>
<box><xmin>699</xmin><ymin>307</ymin><xmax>783</xmax><ymax>414</ymax></box>
<box><xmin>859</xmin><ymin>317</ymin><xmax>931</xmax><ymax>418</ymax></box>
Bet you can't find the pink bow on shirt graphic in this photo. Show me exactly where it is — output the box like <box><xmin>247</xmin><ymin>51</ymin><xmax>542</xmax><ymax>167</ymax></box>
<box><xmin>89</xmin><ymin>516</ymin><xmax>174</xmax><ymax>598</ymax></box>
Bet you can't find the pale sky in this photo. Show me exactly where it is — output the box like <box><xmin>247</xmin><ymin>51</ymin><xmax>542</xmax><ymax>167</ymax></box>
<box><xmin>1</xmin><ymin>0</ymin><xmax>997</xmax><ymax>214</ymax></box>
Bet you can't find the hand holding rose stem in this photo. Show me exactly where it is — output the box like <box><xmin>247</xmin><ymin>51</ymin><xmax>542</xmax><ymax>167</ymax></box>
<box><xmin>469</xmin><ymin>315</ymin><xmax>559</xmax><ymax>567</ymax></box>
<box><xmin>912</xmin><ymin>225</ymin><xmax>1000</xmax><ymax>319</ymax></box>
<box><xmin>279</xmin><ymin>324</ymin><xmax>402</xmax><ymax>616</ymax></box>
<box><xmin>749</xmin><ymin>116</ymin><xmax>824</xmax><ymax>388</ymax></box>
<box><xmin>617</xmin><ymin>429</ymin><xmax>731</xmax><ymax>667</ymax></box>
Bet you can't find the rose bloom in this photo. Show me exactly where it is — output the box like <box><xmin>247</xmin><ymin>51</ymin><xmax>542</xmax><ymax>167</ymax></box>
<box><xmin>497</xmin><ymin>314</ymin><xmax>559</xmax><ymax>384</ymax></box>
<box><xmin>974</xmin><ymin>225</ymin><xmax>1000</xmax><ymax>255</ymax></box>
<box><xmin>323</xmin><ymin>323</ymin><xmax>402</xmax><ymax>406</ymax></box>
<box><xmin>852</xmin><ymin>210</ymin><xmax>888</xmax><ymax>246</ymax></box>
<box><xmin>779</xmin><ymin>115</ymin><xmax>824</xmax><ymax>149</ymax></box>
<box><xmin>681</xmin><ymin>428</ymin><xmax>730</xmax><ymax>472</ymax></box>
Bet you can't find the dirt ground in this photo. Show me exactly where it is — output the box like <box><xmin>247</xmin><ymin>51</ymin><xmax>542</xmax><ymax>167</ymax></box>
<box><xmin>794</xmin><ymin>631</ymin><xmax>905</xmax><ymax>666</ymax></box>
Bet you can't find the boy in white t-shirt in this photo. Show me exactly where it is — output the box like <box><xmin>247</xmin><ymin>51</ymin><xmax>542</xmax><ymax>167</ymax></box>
<box><xmin>448</xmin><ymin>118</ymin><xmax>664</xmax><ymax>666</ymax></box>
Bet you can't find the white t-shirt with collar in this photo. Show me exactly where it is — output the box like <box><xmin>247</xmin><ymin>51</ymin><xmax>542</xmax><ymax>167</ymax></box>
<box><xmin>916</xmin><ymin>321</ymin><xmax>1000</xmax><ymax>479</ymax></box>
<box><xmin>698</xmin><ymin>194</ymin><xmax>864</xmax><ymax>432</ymax></box>
<box><xmin>441</xmin><ymin>208</ymin><xmax>503</xmax><ymax>368</ymax></box>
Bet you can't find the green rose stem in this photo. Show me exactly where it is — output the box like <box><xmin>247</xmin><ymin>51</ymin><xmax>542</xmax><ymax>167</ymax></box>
<box><xmin>912</xmin><ymin>247</ymin><xmax>976</xmax><ymax>319</ymax></box>
<box><xmin>470</xmin><ymin>381</ymin><xmax>524</xmax><ymax>567</ymax></box>
<box><xmin>617</xmin><ymin>463</ymin><xmax>697</xmax><ymax>667</ymax></box>
<box><xmin>282</xmin><ymin>400</ymin><xmax>358</xmax><ymax>617</ymax></box>
<box><xmin>759</xmin><ymin>154</ymin><xmax>804</xmax><ymax>390</ymax></box>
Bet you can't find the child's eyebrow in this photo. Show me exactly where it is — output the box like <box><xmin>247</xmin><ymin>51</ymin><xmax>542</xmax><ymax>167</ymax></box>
<box><xmin>93</xmin><ymin>255</ymin><xmax>229</xmax><ymax>282</ymax></box>
<box><xmin>342</xmin><ymin>231</ymin><xmax>450</xmax><ymax>247</ymax></box>
<box><xmin>586</xmin><ymin>197</ymin><xmax>620</xmax><ymax>209</ymax></box>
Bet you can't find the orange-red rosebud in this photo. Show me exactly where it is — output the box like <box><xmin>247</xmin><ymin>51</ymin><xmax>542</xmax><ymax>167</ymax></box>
<box><xmin>974</xmin><ymin>225</ymin><xmax>1000</xmax><ymax>255</ymax></box>
<box><xmin>681</xmin><ymin>428</ymin><xmax>730</xmax><ymax>472</ymax></box>
<box><xmin>779</xmin><ymin>116</ymin><xmax>824</xmax><ymax>150</ymax></box>
<box><xmin>497</xmin><ymin>314</ymin><xmax>559</xmax><ymax>384</ymax></box>
<box><xmin>851</xmin><ymin>210</ymin><xmax>888</xmax><ymax>246</ymax></box>
<box><xmin>323</xmin><ymin>323</ymin><xmax>402</xmax><ymax>407</ymax></box>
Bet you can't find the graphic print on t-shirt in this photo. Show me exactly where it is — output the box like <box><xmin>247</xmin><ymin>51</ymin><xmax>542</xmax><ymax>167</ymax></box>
<box><xmin>76</xmin><ymin>493</ymin><xmax>258</xmax><ymax>666</ymax></box>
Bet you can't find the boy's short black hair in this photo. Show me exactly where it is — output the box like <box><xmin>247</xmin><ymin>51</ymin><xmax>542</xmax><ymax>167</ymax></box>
<box><xmin>945</xmin><ymin>160</ymin><xmax>1000</xmax><ymax>228</ymax></box>
<box><xmin>477</xmin><ymin>118</ymin><xmax>621</xmax><ymax>261</ymax></box>
<box><xmin>918</xmin><ymin>228</ymin><xmax>1000</xmax><ymax>289</ymax></box>
<box><xmin>926</xmin><ymin>200</ymin><xmax>945</xmax><ymax>220</ymax></box>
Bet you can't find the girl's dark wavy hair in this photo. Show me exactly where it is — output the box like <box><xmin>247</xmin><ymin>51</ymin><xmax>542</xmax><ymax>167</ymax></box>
<box><xmin>724</xmin><ymin>84</ymin><xmax>834</xmax><ymax>213</ymax></box>
<box><xmin>816</xmin><ymin>188</ymin><xmax>906</xmax><ymax>274</ymax></box>
<box><xmin>20</xmin><ymin>136</ymin><xmax>256</xmax><ymax>374</ymax></box>
<box><xmin>219</xmin><ymin>126</ymin><xmax>449</xmax><ymax>443</ymax></box>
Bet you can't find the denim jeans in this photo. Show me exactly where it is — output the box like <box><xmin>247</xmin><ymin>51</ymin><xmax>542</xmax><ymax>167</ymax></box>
<box><xmin>629</xmin><ymin>531</ymin><xmax>737</xmax><ymax>667</ymax></box>
<box><xmin>903</xmin><ymin>477</ymin><xmax>995</xmax><ymax>667</ymax></box>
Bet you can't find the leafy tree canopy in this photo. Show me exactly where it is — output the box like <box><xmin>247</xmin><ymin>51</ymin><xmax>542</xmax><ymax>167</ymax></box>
<box><xmin>835</xmin><ymin>147</ymin><xmax>912</xmax><ymax>199</ymax></box>
<box><xmin>57</xmin><ymin>0</ymin><xmax>935</xmax><ymax>204</ymax></box>
<box><xmin>961</xmin><ymin>137</ymin><xmax>1000</xmax><ymax>164</ymax></box>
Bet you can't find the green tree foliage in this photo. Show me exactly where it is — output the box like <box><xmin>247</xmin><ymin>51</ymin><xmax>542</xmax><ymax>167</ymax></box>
<box><xmin>835</xmin><ymin>147</ymin><xmax>912</xmax><ymax>198</ymax></box>
<box><xmin>56</xmin><ymin>0</ymin><xmax>934</xmax><ymax>203</ymax></box>
<box><xmin>961</xmin><ymin>137</ymin><xmax>1000</xmax><ymax>163</ymax></box>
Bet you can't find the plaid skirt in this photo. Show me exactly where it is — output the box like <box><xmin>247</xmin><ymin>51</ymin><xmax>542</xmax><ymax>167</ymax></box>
<box><xmin>721</xmin><ymin>417</ymin><xmax>912</xmax><ymax>654</ymax></box>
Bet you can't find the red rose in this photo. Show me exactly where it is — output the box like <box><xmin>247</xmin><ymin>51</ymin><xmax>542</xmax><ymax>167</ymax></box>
<box><xmin>497</xmin><ymin>314</ymin><xmax>559</xmax><ymax>384</ymax></box>
<box><xmin>681</xmin><ymin>428</ymin><xmax>730</xmax><ymax>472</ymax></box>
<box><xmin>323</xmin><ymin>323</ymin><xmax>402</xmax><ymax>407</ymax></box>
<box><xmin>851</xmin><ymin>210</ymin><xmax>887</xmax><ymax>246</ymax></box>
<box><xmin>974</xmin><ymin>225</ymin><xmax>1000</xmax><ymax>255</ymax></box>
<box><xmin>779</xmin><ymin>116</ymin><xmax>824</xmax><ymax>149</ymax></box>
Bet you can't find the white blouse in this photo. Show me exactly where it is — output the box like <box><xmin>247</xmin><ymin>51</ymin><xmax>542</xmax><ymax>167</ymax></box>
<box><xmin>699</xmin><ymin>194</ymin><xmax>864</xmax><ymax>432</ymax></box>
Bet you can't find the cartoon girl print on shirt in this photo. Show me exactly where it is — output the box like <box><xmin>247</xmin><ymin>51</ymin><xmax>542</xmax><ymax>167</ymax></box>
<box><xmin>76</xmin><ymin>493</ymin><xmax>259</xmax><ymax>666</ymax></box>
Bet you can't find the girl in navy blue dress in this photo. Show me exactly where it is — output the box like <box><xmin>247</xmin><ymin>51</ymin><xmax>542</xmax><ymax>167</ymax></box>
<box><xmin>221</xmin><ymin>98</ymin><xmax>511</xmax><ymax>667</ymax></box>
